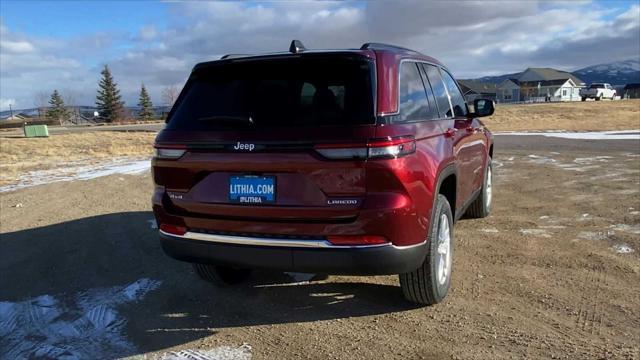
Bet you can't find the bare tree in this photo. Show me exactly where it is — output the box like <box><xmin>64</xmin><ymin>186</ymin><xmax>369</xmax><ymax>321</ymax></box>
<box><xmin>33</xmin><ymin>91</ymin><xmax>49</xmax><ymax>118</ymax></box>
<box><xmin>161</xmin><ymin>85</ymin><xmax>180</xmax><ymax>108</ymax></box>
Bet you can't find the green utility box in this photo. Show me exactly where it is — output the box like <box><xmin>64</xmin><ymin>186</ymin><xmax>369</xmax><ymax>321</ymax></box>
<box><xmin>24</xmin><ymin>124</ymin><xmax>49</xmax><ymax>138</ymax></box>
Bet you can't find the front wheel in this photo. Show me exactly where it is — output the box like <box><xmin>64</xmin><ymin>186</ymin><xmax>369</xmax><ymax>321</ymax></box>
<box><xmin>596</xmin><ymin>94</ymin><xmax>602</xmax><ymax>101</ymax></box>
<box><xmin>399</xmin><ymin>194</ymin><xmax>453</xmax><ymax>305</ymax></box>
<box><xmin>193</xmin><ymin>263</ymin><xmax>252</xmax><ymax>285</ymax></box>
<box><xmin>581</xmin><ymin>97</ymin><xmax>586</xmax><ymax>102</ymax></box>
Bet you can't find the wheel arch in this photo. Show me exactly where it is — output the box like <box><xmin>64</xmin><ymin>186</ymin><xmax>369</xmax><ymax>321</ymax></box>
<box><xmin>434</xmin><ymin>164</ymin><xmax>457</xmax><ymax>220</ymax></box>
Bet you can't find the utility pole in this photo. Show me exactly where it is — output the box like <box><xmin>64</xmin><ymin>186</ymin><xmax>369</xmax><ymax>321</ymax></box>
<box><xmin>9</xmin><ymin>104</ymin><xmax>13</xmax><ymax>119</ymax></box>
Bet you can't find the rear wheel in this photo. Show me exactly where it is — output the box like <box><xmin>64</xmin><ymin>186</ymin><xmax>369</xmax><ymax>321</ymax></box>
<box><xmin>581</xmin><ymin>97</ymin><xmax>586</xmax><ymax>101</ymax></box>
<box><xmin>193</xmin><ymin>263</ymin><xmax>252</xmax><ymax>285</ymax></box>
<box><xmin>466</xmin><ymin>157</ymin><xmax>493</xmax><ymax>218</ymax></box>
<box><xmin>399</xmin><ymin>194</ymin><xmax>453</xmax><ymax>305</ymax></box>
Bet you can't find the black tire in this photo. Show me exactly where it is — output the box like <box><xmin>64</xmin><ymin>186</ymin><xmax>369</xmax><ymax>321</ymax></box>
<box><xmin>193</xmin><ymin>263</ymin><xmax>252</xmax><ymax>285</ymax></box>
<box><xmin>581</xmin><ymin>97</ymin><xmax>586</xmax><ymax>102</ymax></box>
<box><xmin>466</xmin><ymin>157</ymin><xmax>493</xmax><ymax>218</ymax></box>
<box><xmin>596</xmin><ymin>94</ymin><xmax>602</xmax><ymax>101</ymax></box>
<box><xmin>399</xmin><ymin>194</ymin><xmax>453</xmax><ymax>305</ymax></box>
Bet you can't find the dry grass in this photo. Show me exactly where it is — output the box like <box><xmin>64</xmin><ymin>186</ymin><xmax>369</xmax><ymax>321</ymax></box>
<box><xmin>484</xmin><ymin>99</ymin><xmax>640</xmax><ymax>132</ymax></box>
<box><xmin>0</xmin><ymin>132</ymin><xmax>155</xmax><ymax>185</ymax></box>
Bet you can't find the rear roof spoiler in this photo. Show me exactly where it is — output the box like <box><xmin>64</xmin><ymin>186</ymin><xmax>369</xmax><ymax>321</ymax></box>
<box><xmin>360</xmin><ymin>43</ymin><xmax>419</xmax><ymax>53</ymax></box>
<box><xmin>220</xmin><ymin>54</ymin><xmax>252</xmax><ymax>60</ymax></box>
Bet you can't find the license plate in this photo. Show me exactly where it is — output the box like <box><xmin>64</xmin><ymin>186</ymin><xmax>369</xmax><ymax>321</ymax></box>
<box><xmin>229</xmin><ymin>175</ymin><xmax>276</xmax><ymax>204</ymax></box>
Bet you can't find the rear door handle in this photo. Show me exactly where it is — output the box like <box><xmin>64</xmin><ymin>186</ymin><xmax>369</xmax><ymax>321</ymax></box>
<box><xmin>445</xmin><ymin>128</ymin><xmax>458</xmax><ymax>138</ymax></box>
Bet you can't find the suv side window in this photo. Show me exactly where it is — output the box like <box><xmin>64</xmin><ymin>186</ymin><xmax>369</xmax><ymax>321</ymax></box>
<box><xmin>439</xmin><ymin>69</ymin><xmax>468</xmax><ymax>117</ymax></box>
<box><xmin>422</xmin><ymin>64</ymin><xmax>452</xmax><ymax>118</ymax></box>
<box><xmin>398</xmin><ymin>62</ymin><xmax>435</xmax><ymax>122</ymax></box>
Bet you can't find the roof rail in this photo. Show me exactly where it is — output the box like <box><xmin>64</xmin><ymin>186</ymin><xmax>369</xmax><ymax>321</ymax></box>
<box><xmin>220</xmin><ymin>54</ymin><xmax>251</xmax><ymax>60</ymax></box>
<box><xmin>360</xmin><ymin>43</ymin><xmax>418</xmax><ymax>53</ymax></box>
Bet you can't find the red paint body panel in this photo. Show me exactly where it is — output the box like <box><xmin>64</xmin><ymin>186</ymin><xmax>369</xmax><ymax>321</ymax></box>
<box><xmin>374</xmin><ymin>49</ymin><xmax>445</xmax><ymax>115</ymax></box>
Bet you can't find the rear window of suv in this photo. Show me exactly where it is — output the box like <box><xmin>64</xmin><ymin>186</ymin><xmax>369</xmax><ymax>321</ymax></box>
<box><xmin>166</xmin><ymin>57</ymin><xmax>375</xmax><ymax>130</ymax></box>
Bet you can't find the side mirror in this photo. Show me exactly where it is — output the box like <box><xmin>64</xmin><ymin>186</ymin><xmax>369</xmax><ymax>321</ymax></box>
<box><xmin>472</xmin><ymin>98</ymin><xmax>495</xmax><ymax>117</ymax></box>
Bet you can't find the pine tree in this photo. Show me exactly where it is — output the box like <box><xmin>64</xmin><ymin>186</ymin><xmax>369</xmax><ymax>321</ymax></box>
<box><xmin>137</xmin><ymin>84</ymin><xmax>154</xmax><ymax>120</ymax></box>
<box><xmin>46</xmin><ymin>90</ymin><xmax>68</xmax><ymax>123</ymax></box>
<box><xmin>95</xmin><ymin>65</ymin><xmax>124</xmax><ymax>122</ymax></box>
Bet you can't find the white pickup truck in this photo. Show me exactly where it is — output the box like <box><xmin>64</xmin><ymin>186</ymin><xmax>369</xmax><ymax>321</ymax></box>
<box><xmin>580</xmin><ymin>83</ymin><xmax>616</xmax><ymax>101</ymax></box>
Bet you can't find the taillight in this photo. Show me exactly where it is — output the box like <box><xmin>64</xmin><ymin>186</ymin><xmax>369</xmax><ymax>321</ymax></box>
<box><xmin>314</xmin><ymin>136</ymin><xmax>415</xmax><ymax>160</ymax></box>
<box><xmin>159</xmin><ymin>223</ymin><xmax>187</xmax><ymax>236</ymax></box>
<box><xmin>314</xmin><ymin>142</ymin><xmax>368</xmax><ymax>160</ymax></box>
<box><xmin>368</xmin><ymin>136</ymin><xmax>416</xmax><ymax>159</ymax></box>
<box><xmin>326</xmin><ymin>235</ymin><xmax>389</xmax><ymax>246</ymax></box>
<box><xmin>154</xmin><ymin>144</ymin><xmax>186</xmax><ymax>159</ymax></box>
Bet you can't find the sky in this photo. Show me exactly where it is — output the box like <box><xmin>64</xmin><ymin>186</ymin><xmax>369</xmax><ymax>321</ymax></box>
<box><xmin>1</xmin><ymin>0</ymin><xmax>639</xmax><ymax>111</ymax></box>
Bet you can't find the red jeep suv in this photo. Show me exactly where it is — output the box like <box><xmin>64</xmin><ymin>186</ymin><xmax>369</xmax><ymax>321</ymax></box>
<box><xmin>152</xmin><ymin>41</ymin><xmax>494</xmax><ymax>305</ymax></box>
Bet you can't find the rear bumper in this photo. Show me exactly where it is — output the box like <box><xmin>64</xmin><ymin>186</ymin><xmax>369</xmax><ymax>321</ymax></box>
<box><xmin>159</xmin><ymin>231</ymin><xmax>427</xmax><ymax>275</ymax></box>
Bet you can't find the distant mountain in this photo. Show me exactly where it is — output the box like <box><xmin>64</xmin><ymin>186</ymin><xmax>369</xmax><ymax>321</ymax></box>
<box><xmin>573</xmin><ymin>59</ymin><xmax>640</xmax><ymax>86</ymax></box>
<box><xmin>470</xmin><ymin>59</ymin><xmax>640</xmax><ymax>86</ymax></box>
<box><xmin>473</xmin><ymin>72</ymin><xmax>521</xmax><ymax>85</ymax></box>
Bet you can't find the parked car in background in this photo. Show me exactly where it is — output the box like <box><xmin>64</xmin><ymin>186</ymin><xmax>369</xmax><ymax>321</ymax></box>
<box><xmin>580</xmin><ymin>83</ymin><xmax>616</xmax><ymax>101</ymax></box>
<box><xmin>152</xmin><ymin>41</ymin><xmax>495</xmax><ymax>305</ymax></box>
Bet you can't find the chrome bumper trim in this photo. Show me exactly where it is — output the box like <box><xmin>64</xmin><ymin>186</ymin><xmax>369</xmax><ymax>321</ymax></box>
<box><xmin>160</xmin><ymin>230</ymin><xmax>425</xmax><ymax>249</ymax></box>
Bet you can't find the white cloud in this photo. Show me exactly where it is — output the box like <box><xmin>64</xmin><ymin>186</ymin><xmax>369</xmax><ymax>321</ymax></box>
<box><xmin>138</xmin><ymin>25</ymin><xmax>157</xmax><ymax>41</ymax></box>
<box><xmin>0</xmin><ymin>40</ymin><xmax>35</xmax><ymax>54</ymax></box>
<box><xmin>0</xmin><ymin>98</ymin><xmax>17</xmax><ymax>111</ymax></box>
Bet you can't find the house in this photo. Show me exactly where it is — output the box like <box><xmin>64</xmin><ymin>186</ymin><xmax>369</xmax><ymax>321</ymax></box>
<box><xmin>515</xmin><ymin>68</ymin><xmax>585</xmax><ymax>102</ymax></box>
<box><xmin>496</xmin><ymin>79</ymin><xmax>520</xmax><ymax>103</ymax></box>
<box><xmin>623</xmin><ymin>83</ymin><xmax>640</xmax><ymax>99</ymax></box>
<box><xmin>457</xmin><ymin>80</ymin><xmax>497</xmax><ymax>103</ymax></box>
<box><xmin>1</xmin><ymin>112</ymin><xmax>30</xmax><ymax>121</ymax></box>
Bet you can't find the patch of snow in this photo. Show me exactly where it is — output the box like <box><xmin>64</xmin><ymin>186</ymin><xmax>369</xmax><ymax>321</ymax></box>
<box><xmin>526</xmin><ymin>154</ymin><xmax>557</xmax><ymax>165</ymax></box>
<box><xmin>561</xmin><ymin>165</ymin><xmax>601</xmax><ymax>172</ymax></box>
<box><xmin>519</xmin><ymin>229</ymin><xmax>552</xmax><ymax>238</ymax></box>
<box><xmin>161</xmin><ymin>345</ymin><xmax>252</xmax><ymax>360</ymax></box>
<box><xmin>480</xmin><ymin>228</ymin><xmax>499</xmax><ymax>233</ymax></box>
<box><xmin>610</xmin><ymin>224</ymin><xmax>640</xmax><ymax>235</ymax></box>
<box><xmin>539</xmin><ymin>215</ymin><xmax>550</xmax><ymax>220</ymax></box>
<box><xmin>578</xmin><ymin>231</ymin><xmax>610</xmax><ymax>241</ymax></box>
<box><xmin>0</xmin><ymin>157</ymin><xmax>151</xmax><ymax>193</ymax></box>
<box><xmin>573</xmin><ymin>156</ymin><xmax>613</xmax><ymax>164</ymax></box>
<box><xmin>614</xmin><ymin>189</ymin><xmax>639</xmax><ymax>195</ymax></box>
<box><xmin>578</xmin><ymin>213</ymin><xmax>593</xmax><ymax>221</ymax></box>
<box><xmin>613</xmin><ymin>244</ymin><xmax>635</xmax><ymax>254</ymax></box>
<box><xmin>495</xmin><ymin>130</ymin><xmax>640</xmax><ymax>140</ymax></box>
<box><xmin>0</xmin><ymin>278</ymin><xmax>161</xmax><ymax>359</ymax></box>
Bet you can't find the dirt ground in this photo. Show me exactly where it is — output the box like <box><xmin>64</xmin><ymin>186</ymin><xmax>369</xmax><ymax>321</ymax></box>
<box><xmin>1</xmin><ymin>136</ymin><xmax>638</xmax><ymax>359</ymax></box>
<box><xmin>484</xmin><ymin>99</ymin><xmax>640</xmax><ymax>132</ymax></box>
